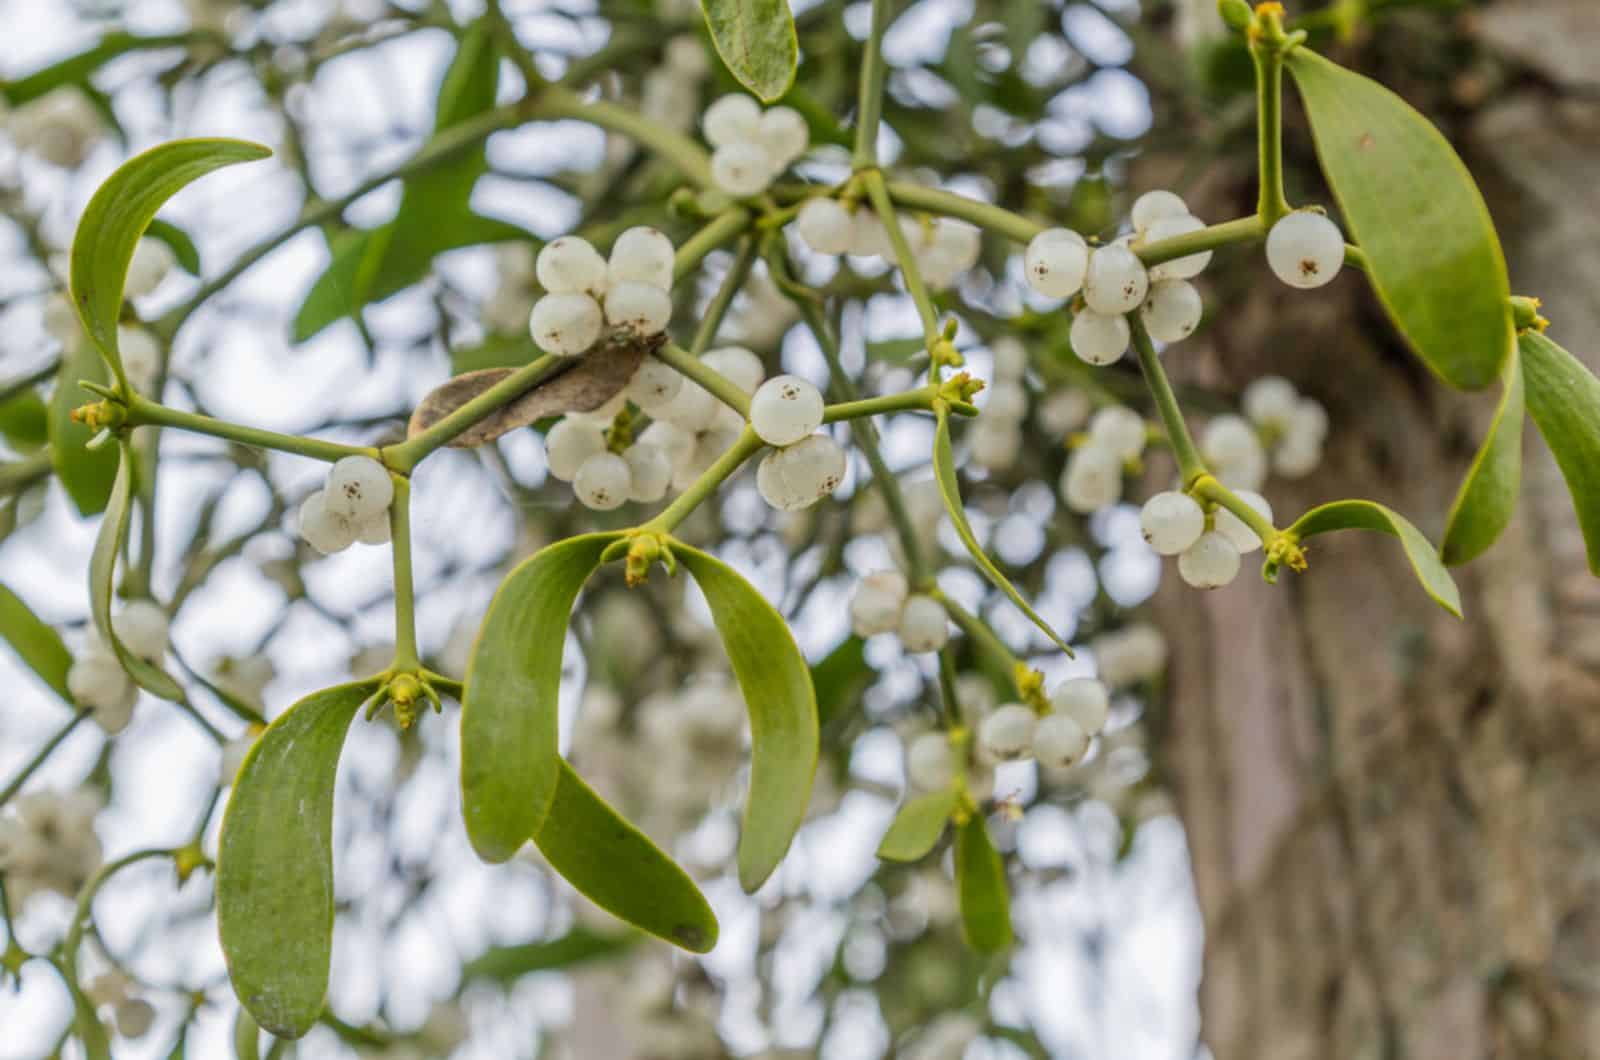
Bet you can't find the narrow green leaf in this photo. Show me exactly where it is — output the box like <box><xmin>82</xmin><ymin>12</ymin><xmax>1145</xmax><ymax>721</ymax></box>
<box><xmin>232</xmin><ymin>1010</ymin><xmax>262</xmax><ymax>1060</ymax></box>
<box><xmin>462</xmin><ymin>927</ymin><xmax>635</xmax><ymax>986</ymax></box>
<box><xmin>877</xmin><ymin>789</ymin><xmax>958</xmax><ymax>863</ymax></box>
<box><xmin>461</xmin><ymin>533</ymin><xmax>619</xmax><ymax>863</ymax></box>
<box><xmin>534</xmin><ymin>761</ymin><xmax>719</xmax><ymax>952</ymax></box>
<box><xmin>217</xmin><ymin>680</ymin><xmax>378</xmax><ymax>1039</ymax></box>
<box><xmin>700</xmin><ymin>0</ymin><xmax>799</xmax><ymax>102</ymax></box>
<box><xmin>451</xmin><ymin>334</ymin><xmax>541</xmax><ymax>374</ymax></box>
<box><xmin>69</xmin><ymin>138</ymin><xmax>271</xmax><ymax>388</ymax></box>
<box><xmin>954</xmin><ymin>815</ymin><xmax>1012</xmax><ymax>953</ymax></box>
<box><xmin>1</xmin><ymin>33</ymin><xmax>188</xmax><ymax>106</ymax></box>
<box><xmin>1286</xmin><ymin>48</ymin><xmax>1512</xmax><ymax>390</ymax></box>
<box><xmin>1287</xmin><ymin>499</ymin><xmax>1463</xmax><ymax>617</ymax></box>
<box><xmin>0</xmin><ymin>582</ymin><xmax>73</xmax><ymax>702</ymax></box>
<box><xmin>87</xmin><ymin>443</ymin><xmax>184</xmax><ymax>700</ymax></box>
<box><xmin>1520</xmin><ymin>331</ymin><xmax>1600</xmax><ymax>575</ymax></box>
<box><xmin>1442</xmin><ymin>346</ymin><xmax>1524</xmax><ymax>566</ymax></box>
<box><xmin>143</xmin><ymin>218</ymin><xmax>203</xmax><ymax>276</ymax></box>
<box><xmin>676</xmin><ymin>543</ymin><xmax>818</xmax><ymax>892</ymax></box>
<box><xmin>933</xmin><ymin>408</ymin><xmax>1071</xmax><ymax>654</ymax></box>
<box><xmin>0</xmin><ymin>389</ymin><xmax>49</xmax><ymax>451</ymax></box>
<box><xmin>811</xmin><ymin>634</ymin><xmax>871</xmax><ymax>728</ymax></box>
<box><xmin>47</xmin><ymin>341</ymin><xmax>119</xmax><ymax>516</ymax></box>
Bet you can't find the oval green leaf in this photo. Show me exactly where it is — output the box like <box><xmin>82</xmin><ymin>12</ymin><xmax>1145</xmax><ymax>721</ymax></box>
<box><xmin>1286</xmin><ymin>499</ymin><xmax>1462</xmax><ymax>617</ymax></box>
<box><xmin>700</xmin><ymin>0</ymin><xmax>798</xmax><ymax>103</ymax></box>
<box><xmin>47</xmin><ymin>340</ymin><xmax>119</xmax><ymax>516</ymax></box>
<box><xmin>0</xmin><ymin>582</ymin><xmax>73</xmax><ymax>702</ymax></box>
<box><xmin>1442</xmin><ymin>346</ymin><xmax>1524</xmax><ymax>566</ymax></box>
<box><xmin>954</xmin><ymin>815</ymin><xmax>1012</xmax><ymax>953</ymax></box>
<box><xmin>1520</xmin><ymin>331</ymin><xmax>1600</xmax><ymax>576</ymax></box>
<box><xmin>1285</xmin><ymin>48</ymin><xmax>1512</xmax><ymax>391</ymax></box>
<box><xmin>877</xmin><ymin>789</ymin><xmax>958</xmax><ymax>863</ymax></box>
<box><xmin>534</xmin><ymin>761</ymin><xmax>719</xmax><ymax>952</ymax></box>
<box><xmin>216</xmin><ymin>679</ymin><xmax>379</xmax><ymax>1039</ymax></box>
<box><xmin>143</xmin><ymin>218</ymin><xmax>203</xmax><ymax>276</ymax></box>
<box><xmin>934</xmin><ymin>408</ymin><xmax>1071</xmax><ymax>654</ymax></box>
<box><xmin>69</xmin><ymin>138</ymin><xmax>271</xmax><ymax>389</ymax></box>
<box><xmin>88</xmin><ymin>443</ymin><xmax>184</xmax><ymax>700</ymax></box>
<box><xmin>461</xmin><ymin>533</ymin><xmax>619</xmax><ymax>863</ymax></box>
<box><xmin>676</xmin><ymin>543</ymin><xmax>818</xmax><ymax>892</ymax></box>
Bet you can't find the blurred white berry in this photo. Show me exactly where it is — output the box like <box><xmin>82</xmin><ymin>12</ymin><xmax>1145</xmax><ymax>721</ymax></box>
<box><xmin>1088</xmin><ymin>405</ymin><xmax>1146</xmax><ymax>461</ymax></box>
<box><xmin>536</xmin><ymin>237</ymin><xmax>608</xmax><ymax>296</ymax></box>
<box><xmin>971</xmin><ymin>419</ymin><xmax>1020</xmax><ymax>471</ymax></box>
<box><xmin>1178</xmin><ymin>531</ymin><xmax>1242</xmax><ymax>589</ymax></box>
<box><xmin>574</xmin><ymin>451</ymin><xmax>632</xmax><ymax>510</ymax></box>
<box><xmin>1039</xmin><ymin>389</ymin><xmax>1092</xmax><ymax>435</ymax></box>
<box><xmin>978</xmin><ymin>704</ymin><xmax>1036</xmax><ymax>762</ymax></box>
<box><xmin>1213</xmin><ymin>489</ymin><xmax>1273</xmax><ymax>554</ymax></box>
<box><xmin>1273</xmin><ymin>436</ymin><xmax>1323</xmax><ymax>478</ymax></box>
<box><xmin>848</xmin><ymin>211</ymin><xmax>893</xmax><ymax>258</ymax></box>
<box><xmin>711</xmin><ymin>142</ymin><xmax>774</xmax><ymax>197</ymax></box>
<box><xmin>1033</xmin><ymin>713</ymin><xmax>1090</xmax><ymax>769</ymax></box>
<box><xmin>701</xmin><ymin>346</ymin><xmax>765</xmax><ymax>393</ymax></box>
<box><xmin>1094</xmin><ymin>623</ymin><xmax>1168</xmax><ymax>687</ymax></box>
<box><xmin>624</xmin><ymin>357</ymin><xmax>684</xmax><ymax>413</ymax></box>
<box><xmin>1201</xmin><ymin>415</ymin><xmax>1268</xmax><ymax>492</ymax></box>
<box><xmin>754</xmin><ymin>106</ymin><xmax>809</xmax><ymax>166</ymax></box>
<box><xmin>67</xmin><ymin>651</ymin><xmax>131</xmax><ymax>712</ymax></box>
<box><xmin>921</xmin><ymin>220</ymin><xmax>982</xmax><ymax>285</ymax></box>
<box><xmin>897</xmin><ymin>594</ymin><xmax>949</xmax><ymax>653</ymax></box>
<box><xmin>984</xmin><ymin>380</ymin><xmax>1027</xmax><ymax>422</ymax></box>
<box><xmin>1083</xmin><ymin>243</ymin><xmax>1149</xmax><ymax>315</ymax></box>
<box><xmin>639</xmin><ymin>420</ymin><xmax>696</xmax><ymax>467</ymax></box>
<box><xmin>1023</xmin><ymin>228</ymin><xmax>1089</xmax><ymax>299</ymax></box>
<box><xmin>1050</xmin><ymin>676</ymin><xmax>1110</xmax><ymax>736</ymax></box>
<box><xmin>796</xmin><ymin>198</ymin><xmax>855</xmax><ymax>255</ymax></box>
<box><xmin>906</xmin><ymin>731</ymin><xmax>956</xmax><ymax>790</ymax></box>
<box><xmin>665</xmin><ymin>35</ymin><xmax>709</xmax><ymax>77</ymax></box>
<box><xmin>545</xmin><ymin>418</ymin><xmax>608</xmax><ymax>482</ymax></box>
<box><xmin>124</xmin><ymin>238</ymin><xmax>173</xmax><ymax>298</ymax></box>
<box><xmin>1242</xmin><ymin>375</ymin><xmax>1300</xmax><ymax>431</ymax></box>
<box><xmin>117</xmin><ymin>326</ymin><xmax>160</xmax><ymax>394</ymax></box>
<box><xmin>608</xmin><ymin>226</ymin><xmax>675</xmax><ymax>291</ymax></box>
<box><xmin>529</xmin><ymin>292</ymin><xmax>603</xmax><ymax>356</ymax></box>
<box><xmin>624</xmin><ymin>443</ymin><xmax>672</xmax><ymax>503</ymax></box>
<box><xmin>751</xmin><ymin>375</ymin><xmax>825</xmax><ymax>447</ymax></box>
<box><xmin>1144</xmin><ymin>214</ymin><xmax>1213</xmax><ymax>280</ymax></box>
<box><xmin>1140</xmin><ymin>279</ymin><xmax>1203</xmax><ymax>344</ymax></box>
<box><xmin>850</xmin><ymin>570</ymin><xmax>909</xmax><ymax>637</ymax></box>
<box><xmin>1062</xmin><ymin>445</ymin><xmax>1124</xmax><ymax>513</ymax></box>
<box><xmin>702</xmin><ymin>94</ymin><xmax>762</xmax><ymax>148</ymax></box>
<box><xmin>1131</xmin><ymin>189</ymin><xmax>1189</xmax><ymax>234</ymax></box>
<box><xmin>1140</xmin><ymin>491</ymin><xmax>1205</xmax><ymax>556</ymax></box>
<box><xmin>114</xmin><ymin>601</ymin><xmax>169</xmax><ymax>661</ymax></box>
<box><xmin>325</xmin><ymin>456</ymin><xmax>393</xmax><ymax>522</ymax></box>
<box><xmin>1070</xmin><ymin>309</ymin><xmax>1130</xmax><ymax>366</ymax></box>
<box><xmin>298</xmin><ymin>490</ymin><xmax>356</xmax><ymax>554</ymax></box>
<box><xmin>1266</xmin><ymin>211</ymin><xmax>1345</xmax><ymax>289</ymax></box>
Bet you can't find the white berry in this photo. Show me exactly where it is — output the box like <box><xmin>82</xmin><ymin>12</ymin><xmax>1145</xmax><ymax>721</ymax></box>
<box><xmin>850</xmin><ymin>570</ymin><xmax>909</xmax><ymax>637</ymax></box>
<box><xmin>1213</xmin><ymin>490</ymin><xmax>1273</xmax><ymax>554</ymax></box>
<box><xmin>796</xmin><ymin>199</ymin><xmax>855</xmax><ymax>255</ymax></box>
<box><xmin>113</xmin><ymin>601</ymin><xmax>169</xmax><ymax>661</ymax></box>
<box><xmin>751</xmin><ymin>375</ymin><xmax>825</xmax><ymax>447</ymax></box>
<box><xmin>529</xmin><ymin>292</ymin><xmax>603</xmax><ymax>356</ymax></box>
<box><xmin>1062</xmin><ymin>445</ymin><xmax>1124</xmax><ymax>513</ymax></box>
<box><xmin>1131</xmin><ymin>190</ymin><xmax>1189</xmax><ymax>235</ymax></box>
<box><xmin>1144</xmin><ymin>214</ymin><xmax>1213</xmax><ymax>280</ymax></box>
<box><xmin>624</xmin><ymin>443</ymin><xmax>672</xmax><ymax>503</ymax></box>
<box><xmin>757</xmin><ymin>433</ymin><xmax>845</xmax><ymax>511</ymax></box>
<box><xmin>1050</xmin><ymin>677</ymin><xmax>1110</xmax><ymax>736</ymax></box>
<box><xmin>701</xmin><ymin>346</ymin><xmax>765</xmax><ymax>393</ymax></box>
<box><xmin>1024</xmin><ymin>228</ymin><xmax>1089</xmax><ymax>299</ymax></box>
<box><xmin>298</xmin><ymin>489</ymin><xmax>356</xmax><ymax>554</ymax></box>
<box><xmin>1242</xmin><ymin>375</ymin><xmax>1300</xmax><ymax>430</ymax></box>
<box><xmin>536</xmin><ymin>236</ymin><xmax>608</xmax><ymax>296</ymax></box>
<box><xmin>67</xmin><ymin>652</ymin><xmax>131</xmax><ymax>712</ymax></box>
<box><xmin>117</xmin><ymin>326</ymin><xmax>160</xmax><ymax>394</ymax></box>
<box><xmin>896</xmin><ymin>594</ymin><xmax>949</xmax><ymax>653</ymax></box>
<box><xmin>625</xmin><ymin>357</ymin><xmax>683</xmax><ymax>413</ymax></box>
<box><xmin>1083</xmin><ymin>243</ymin><xmax>1149</xmax><ymax>315</ymax></box>
<box><xmin>1201</xmin><ymin>415</ymin><xmax>1267</xmax><ymax>492</ymax></box>
<box><xmin>1140</xmin><ymin>279</ymin><xmax>1203</xmax><ymax>344</ymax></box>
<box><xmin>608</xmin><ymin>226</ymin><xmax>675</xmax><ymax>291</ymax></box>
<box><xmin>124</xmin><ymin>238</ymin><xmax>174</xmax><ymax>298</ymax></box>
<box><xmin>1178</xmin><ymin>531</ymin><xmax>1242</xmax><ymax>589</ymax></box>
<box><xmin>1088</xmin><ymin>406</ymin><xmax>1146</xmax><ymax>461</ymax></box>
<box><xmin>702</xmin><ymin>94</ymin><xmax>762</xmax><ymax>147</ymax></box>
<box><xmin>354</xmin><ymin>512</ymin><xmax>392</xmax><ymax>545</ymax></box>
<box><xmin>711</xmin><ymin>142</ymin><xmax>774</xmax><ymax>197</ymax></box>
<box><xmin>1070</xmin><ymin>309</ymin><xmax>1130</xmax><ymax>366</ymax></box>
<box><xmin>755</xmin><ymin>106</ymin><xmax>809</xmax><ymax>166</ymax></box>
<box><xmin>546</xmin><ymin>418</ymin><xmax>608</xmax><ymax>482</ymax></box>
<box><xmin>906</xmin><ymin>731</ymin><xmax>957</xmax><ymax>790</ymax></box>
<box><xmin>324</xmin><ymin>456</ymin><xmax>393</xmax><ymax>521</ymax></box>
<box><xmin>1140</xmin><ymin>491</ymin><xmax>1205</xmax><ymax>556</ymax></box>
<box><xmin>1033</xmin><ymin>714</ymin><xmax>1090</xmax><ymax>769</ymax></box>
<box><xmin>978</xmin><ymin>704</ymin><xmax>1036</xmax><ymax>762</ymax></box>
<box><xmin>574</xmin><ymin>451</ymin><xmax>632</xmax><ymax>510</ymax></box>
<box><xmin>1266</xmin><ymin>211</ymin><xmax>1345</xmax><ymax>289</ymax></box>
<box><xmin>603</xmin><ymin>281</ymin><xmax>672</xmax><ymax>336</ymax></box>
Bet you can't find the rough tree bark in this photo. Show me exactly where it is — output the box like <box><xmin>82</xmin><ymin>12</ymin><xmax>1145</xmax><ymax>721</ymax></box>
<box><xmin>1157</xmin><ymin>3</ymin><xmax>1600</xmax><ymax>1057</ymax></box>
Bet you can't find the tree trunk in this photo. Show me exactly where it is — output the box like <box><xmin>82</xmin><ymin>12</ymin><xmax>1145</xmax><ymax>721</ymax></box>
<box><xmin>1159</xmin><ymin>5</ymin><xmax>1600</xmax><ymax>1056</ymax></box>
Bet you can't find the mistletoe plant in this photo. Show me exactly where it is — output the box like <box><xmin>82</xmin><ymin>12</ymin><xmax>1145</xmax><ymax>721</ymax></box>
<box><xmin>2</xmin><ymin>0</ymin><xmax>1598</xmax><ymax>1052</ymax></box>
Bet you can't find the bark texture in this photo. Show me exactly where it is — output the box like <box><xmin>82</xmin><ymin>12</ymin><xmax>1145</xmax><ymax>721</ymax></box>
<box><xmin>1158</xmin><ymin>4</ymin><xmax>1600</xmax><ymax>1056</ymax></box>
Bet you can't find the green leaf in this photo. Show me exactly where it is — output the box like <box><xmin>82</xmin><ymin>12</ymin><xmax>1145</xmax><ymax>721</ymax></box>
<box><xmin>1285</xmin><ymin>48</ymin><xmax>1512</xmax><ymax>390</ymax></box>
<box><xmin>676</xmin><ymin>543</ymin><xmax>818</xmax><ymax>892</ymax></box>
<box><xmin>451</xmin><ymin>334</ymin><xmax>541</xmax><ymax>374</ymax></box>
<box><xmin>143</xmin><ymin>218</ymin><xmax>202</xmax><ymax>276</ymax></box>
<box><xmin>700</xmin><ymin>0</ymin><xmax>799</xmax><ymax>102</ymax></box>
<box><xmin>461</xmin><ymin>533</ymin><xmax>619</xmax><ymax>863</ymax></box>
<box><xmin>69</xmin><ymin>138</ymin><xmax>271</xmax><ymax>389</ymax></box>
<box><xmin>0</xmin><ymin>389</ymin><xmax>49</xmax><ymax>452</ymax></box>
<box><xmin>1</xmin><ymin>33</ymin><xmax>189</xmax><ymax>106</ymax></box>
<box><xmin>232</xmin><ymin>1010</ymin><xmax>261</xmax><ymax>1060</ymax></box>
<box><xmin>533</xmin><ymin>761</ymin><xmax>719</xmax><ymax>952</ymax></box>
<box><xmin>47</xmin><ymin>341</ymin><xmax>119</xmax><ymax>516</ymax></box>
<box><xmin>933</xmin><ymin>408</ymin><xmax>1071</xmax><ymax>654</ymax></box>
<box><xmin>1441</xmin><ymin>346</ymin><xmax>1524</xmax><ymax>566</ymax></box>
<box><xmin>954</xmin><ymin>815</ymin><xmax>1012</xmax><ymax>953</ymax></box>
<box><xmin>877</xmin><ymin>789</ymin><xmax>958</xmax><ymax>863</ymax></box>
<box><xmin>1520</xmin><ymin>331</ymin><xmax>1600</xmax><ymax>575</ymax></box>
<box><xmin>217</xmin><ymin>680</ymin><xmax>379</xmax><ymax>1039</ymax></box>
<box><xmin>0</xmin><ymin>582</ymin><xmax>73</xmax><ymax>703</ymax></box>
<box><xmin>87</xmin><ymin>443</ymin><xmax>184</xmax><ymax>700</ymax></box>
<box><xmin>462</xmin><ymin>927</ymin><xmax>635</xmax><ymax>986</ymax></box>
<box><xmin>1286</xmin><ymin>499</ymin><xmax>1463</xmax><ymax>617</ymax></box>
<box><xmin>810</xmin><ymin>634</ymin><xmax>872</xmax><ymax>728</ymax></box>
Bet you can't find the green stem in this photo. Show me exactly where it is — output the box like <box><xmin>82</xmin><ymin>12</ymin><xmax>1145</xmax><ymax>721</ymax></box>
<box><xmin>641</xmin><ymin>429</ymin><xmax>763</xmax><ymax>534</ymax></box>
<box><xmin>1250</xmin><ymin>11</ymin><xmax>1294</xmax><ymax>225</ymax></box>
<box><xmin>822</xmin><ymin>388</ymin><xmax>936</xmax><ymax>424</ymax></box>
<box><xmin>690</xmin><ymin>237</ymin><xmax>759</xmax><ymax>354</ymax></box>
<box><xmin>936</xmin><ymin>592</ymin><xmax>1022</xmax><ymax>677</ymax></box>
<box><xmin>388</xmin><ymin>475</ymin><xmax>420</xmax><ymax>670</ymax></box>
<box><xmin>863</xmin><ymin>171</ymin><xmax>941</xmax><ymax>346</ymax></box>
<box><xmin>534</xmin><ymin>88</ymin><xmax>714</xmax><ymax>188</ymax></box>
<box><xmin>674</xmin><ymin>209</ymin><xmax>752</xmax><ymax>282</ymax></box>
<box><xmin>655</xmin><ymin>343</ymin><xmax>751</xmax><ymax>419</ymax></box>
<box><xmin>0</xmin><ymin>712</ymin><xmax>87</xmax><ymax>809</ymax></box>
<box><xmin>1138</xmin><ymin>215</ymin><xmax>1265</xmax><ymax>268</ymax></box>
<box><xmin>61</xmin><ymin>848</ymin><xmax>176</xmax><ymax>985</ymax></box>
<box><xmin>384</xmin><ymin>353</ymin><xmax>562</xmax><ymax>471</ymax></box>
<box><xmin>852</xmin><ymin>0</ymin><xmax>893</xmax><ymax>168</ymax></box>
<box><xmin>1193</xmin><ymin>474</ymin><xmax>1281</xmax><ymax>545</ymax></box>
<box><xmin>124</xmin><ymin>395</ymin><xmax>374</xmax><ymax>464</ymax></box>
<box><xmin>1127</xmin><ymin>315</ymin><xmax>1207</xmax><ymax>485</ymax></box>
<box><xmin>884</xmin><ymin>182</ymin><xmax>1043</xmax><ymax>244</ymax></box>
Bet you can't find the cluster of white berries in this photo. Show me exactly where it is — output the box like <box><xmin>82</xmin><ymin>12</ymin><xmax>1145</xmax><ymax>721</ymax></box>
<box><xmin>84</xmin><ymin>970</ymin><xmax>158</xmax><ymax>1041</ymax></box>
<box><xmin>1092</xmin><ymin>623</ymin><xmax>1168</xmax><ymax>688</ymax></box>
<box><xmin>640</xmin><ymin>36</ymin><xmax>710</xmax><ymax>135</ymax></box>
<box><xmin>1265</xmin><ymin>210</ymin><xmax>1346</xmax><ymax>290</ymax></box>
<box><xmin>905</xmin><ymin>676</ymin><xmax>1111</xmax><ymax>790</ymax></box>
<box><xmin>848</xmin><ymin>572</ymin><xmax>950</xmax><ymax>653</ymax></box>
<box><xmin>971</xmin><ymin>338</ymin><xmax>1030</xmax><ymax>471</ymax></box>
<box><xmin>0</xmin><ymin>788</ymin><xmax>103</xmax><ymax>910</ymax></box>
<box><xmin>4</xmin><ymin>89</ymin><xmax>103</xmax><ymax>168</ymax></box>
<box><xmin>1139</xmin><ymin>486</ymin><xmax>1273</xmax><ymax>590</ymax></box>
<box><xmin>528</xmin><ymin>227</ymin><xmax>675</xmax><ymax>357</ymax></box>
<box><xmin>1241</xmin><ymin>374</ymin><xmax>1329</xmax><ymax>479</ymax></box>
<box><xmin>65</xmin><ymin>601</ymin><xmax>170</xmax><ymax>733</ymax></box>
<box><xmin>794</xmin><ymin>199</ymin><xmax>983</xmax><ymax>288</ymax></box>
<box><xmin>1025</xmin><ymin>189</ymin><xmax>1210</xmax><ymax>366</ymax></box>
<box><xmin>298</xmin><ymin>455</ymin><xmax>394</xmax><ymax>554</ymax></box>
<box><xmin>703</xmin><ymin>94</ymin><xmax>810</xmax><ymax>197</ymax></box>
<box><xmin>1061</xmin><ymin>405</ymin><xmax>1146</xmax><ymax>513</ymax></box>
<box><xmin>751</xmin><ymin>374</ymin><xmax>846</xmax><ymax>511</ymax></box>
